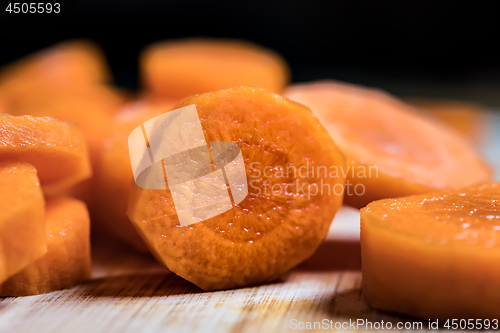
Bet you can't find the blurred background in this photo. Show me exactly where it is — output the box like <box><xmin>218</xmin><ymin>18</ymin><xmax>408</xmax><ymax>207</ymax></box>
<box><xmin>1</xmin><ymin>0</ymin><xmax>499</xmax><ymax>106</ymax></box>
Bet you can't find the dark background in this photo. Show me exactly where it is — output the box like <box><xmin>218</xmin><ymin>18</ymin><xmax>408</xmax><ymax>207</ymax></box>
<box><xmin>1</xmin><ymin>0</ymin><xmax>499</xmax><ymax>105</ymax></box>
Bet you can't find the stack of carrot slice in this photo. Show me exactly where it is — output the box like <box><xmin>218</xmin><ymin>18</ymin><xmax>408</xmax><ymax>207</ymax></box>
<box><xmin>0</xmin><ymin>114</ymin><xmax>91</xmax><ymax>294</ymax></box>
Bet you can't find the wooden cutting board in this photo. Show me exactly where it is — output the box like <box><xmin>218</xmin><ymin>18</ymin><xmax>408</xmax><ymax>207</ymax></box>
<box><xmin>1</xmin><ymin>112</ymin><xmax>499</xmax><ymax>333</ymax></box>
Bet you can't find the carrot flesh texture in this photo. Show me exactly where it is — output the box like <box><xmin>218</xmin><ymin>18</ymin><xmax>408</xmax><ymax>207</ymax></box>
<box><xmin>361</xmin><ymin>183</ymin><xmax>500</xmax><ymax>320</ymax></box>
<box><xmin>0</xmin><ymin>161</ymin><xmax>46</xmax><ymax>284</ymax></box>
<box><xmin>0</xmin><ymin>197</ymin><xmax>91</xmax><ymax>296</ymax></box>
<box><xmin>0</xmin><ymin>114</ymin><xmax>91</xmax><ymax>195</ymax></box>
<box><xmin>285</xmin><ymin>81</ymin><xmax>492</xmax><ymax>207</ymax></box>
<box><xmin>127</xmin><ymin>86</ymin><xmax>346</xmax><ymax>290</ymax></box>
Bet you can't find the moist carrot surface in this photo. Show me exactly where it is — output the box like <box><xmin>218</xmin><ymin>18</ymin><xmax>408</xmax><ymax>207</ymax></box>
<box><xmin>141</xmin><ymin>39</ymin><xmax>290</xmax><ymax>99</ymax></box>
<box><xmin>127</xmin><ymin>86</ymin><xmax>346</xmax><ymax>290</ymax></box>
<box><xmin>285</xmin><ymin>81</ymin><xmax>493</xmax><ymax>207</ymax></box>
<box><xmin>0</xmin><ymin>161</ymin><xmax>46</xmax><ymax>284</ymax></box>
<box><xmin>0</xmin><ymin>197</ymin><xmax>91</xmax><ymax>296</ymax></box>
<box><xmin>0</xmin><ymin>114</ymin><xmax>91</xmax><ymax>195</ymax></box>
<box><xmin>361</xmin><ymin>183</ymin><xmax>500</xmax><ymax>320</ymax></box>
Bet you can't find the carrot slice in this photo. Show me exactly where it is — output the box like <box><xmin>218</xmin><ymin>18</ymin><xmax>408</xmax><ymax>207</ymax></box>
<box><xmin>0</xmin><ymin>161</ymin><xmax>45</xmax><ymax>284</ymax></box>
<box><xmin>141</xmin><ymin>39</ymin><xmax>289</xmax><ymax>99</ymax></box>
<box><xmin>6</xmin><ymin>86</ymin><xmax>125</xmax><ymax>160</ymax></box>
<box><xmin>127</xmin><ymin>86</ymin><xmax>346</xmax><ymax>290</ymax></box>
<box><xmin>0</xmin><ymin>114</ymin><xmax>91</xmax><ymax>195</ymax></box>
<box><xmin>407</xmin><ymin>98</ymin><xmax>486</xmax><ymax>145</ymax></box>
<box><xmin>94</xmin><ymin>99</ymin><xmax>177</xmax><ymax>252</ymax></box>
<box><xmin>361</xmin><ymin>183</ymin><xmax>500</xmax><ymax>320</ymax></box>
<box><xmin>8</xmin><ymin>86</ymin><xmax>127</xmax><ymax>203</ymax></box>
<box><xmin>0</xmin><ymin>40</ymin><xmax>110</xmax><ymax>91</ymax></box>
<box><xmin>285</xmin><ymin>81</ymin><xmax>493</xmax><ymax>207</ymax></box>
<box><xmin>0</xmin><ymin>197</ymin><xmax>91</xmax><ymax>296</ymax></box>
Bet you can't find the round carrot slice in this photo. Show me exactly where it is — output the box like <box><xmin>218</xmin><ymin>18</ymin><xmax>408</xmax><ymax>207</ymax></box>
<box><xmin>141</xmin><ymin>39</ymin><xmax>290</xmax><ymax>99</ymax></box>
<box><xmin>127</xmin><ymin>86</ymin><xmax>346</xmax><ymax>290</ymax></box>
<box><xmin>0</xmin><ymin>197</ymin><xmax>91</xmax><ymax>296</ymax></box>
<box><xmin>285</xmin><ymin>81</ymin><xmax>493</xmax><ymax>207</ymax></box>
<box><xmin>0</xmin><ymin>114</ymin><xmax>91</xmax><ymax>195</ymax></box>
<box><xmin>361</xmin><ymin>182</ymin><xmax>500</xmax><ymax>320</ymax></box>
<box><xmin>0</xmin><ymin>161</ymin><xmax>45</xmax><ymax>284</ymax></box>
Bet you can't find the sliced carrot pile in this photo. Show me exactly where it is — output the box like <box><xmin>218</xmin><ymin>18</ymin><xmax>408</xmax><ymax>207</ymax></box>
<box><xmin>0</xmin><ymin>40</ymin><xmax>126</xmax><ymax>207</ymax></box>
<box><xmin>361</xmin><ymin>182</ymin><xmax>500</xmax><ymax>319</ymax></box>
<box><xmin>0</xmin><ymin>161</ymin><xmax>45</xmax><ymax>284</ymax></box>
<box><xmin>94</xmin><ymin>99</ymin><xmax>177</xmax><ymax>252</ymax></box>
<box><xmin>141</xmin><ymin>38</ymin><xmax>289</xmax><ymax>99</ymax></box>
<box><xmin>127</xmin><ymin>86</ymin><xmax>346</xmax><ymax>290</ymax></box>
<box><xmin>407</xmin><ymin>98</ymin><xmax>486</xmax><ymax>145</ymax></box>
<box><xmin>0</xmin><ymin>114</ymin><xmax>91</xmax><ymax>195</ymax></box>
<box><xmin>0</xmin><ymin>197</ymin><xmax>91</xmax><ymax>296</ymax></box>
<box><xmin>285</xmin><ymin>81</ymin><xmax>493</xmax><ymax>208</ymax></box>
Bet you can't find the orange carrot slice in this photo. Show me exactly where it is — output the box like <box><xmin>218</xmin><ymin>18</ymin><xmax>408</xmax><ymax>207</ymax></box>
<box><xmin>0</xmin><ymin>197</ymin><xmax>91</xmax><ymax>296</ymax></box>
<box><xmin>362</xmin><ymin>182</ymin><xmax>500</xmax><ymax>320</ymax></box>
<box><xmin>141</xmin><ymin>39</ymin><xmax>289</xmax><ymax>99</ymax></box>
<box><xmin>0</xmin><ymin>161</ymin><xmax>45</xmax><ymax>284</ymax></box>
<box><xmin>94</xmin><ymin>99</ymin><xmax>177</xmax><ymax>252</ymax></box>
<box><xmin>285</xmin><ymin>81</ymin><xmax>493</xmax><ymax>208</ymax></box>
<box><xmin>0</xmin><ymin>114</ymin><xmax>91</xmax><ymax>195</ymax></box>
<box><xmin>0</xmin><ymin>40</ymin><xmax>110</xmax><ymax>91</ymax></box>
<box><xmin>127</xmin><ymin>86</ymin><xmax>346</xmax><ymax>290</ymax></box>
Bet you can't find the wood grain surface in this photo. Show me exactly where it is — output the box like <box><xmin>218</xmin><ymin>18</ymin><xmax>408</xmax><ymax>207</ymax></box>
<box><xmin>1</xmin><ymin>112</ymin><xmax>499</xmax><ymax>333</ymax></box>
<box><xmin>0</xmin><ymin>207</ymin><xmax>438</xmax><ymax>333</ymax></box>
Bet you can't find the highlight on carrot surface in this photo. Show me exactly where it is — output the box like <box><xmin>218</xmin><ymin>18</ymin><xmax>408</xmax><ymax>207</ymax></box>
<box><xmin>0</xmin><ymin>161</ymin><xmax>46</xmax><ymax>284</ymax></box>
<box><xmin>361</xmin><ymin>182</ymin><xmax>500</xmax><ymax>320</ymax></box>
<box><xmin>284</xmin><ymin>80</ymin><xmax>493</xmax><ymax>208</ymax></box>
<box><xmin>0</xmin><ymin>197</ymin><xmax>91</xmax><ymax>296</ymax></box>
<box><xmin>140</xmin><ymin>38</ymin><xmax>290</xmax><ymax>99</ymax></box>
